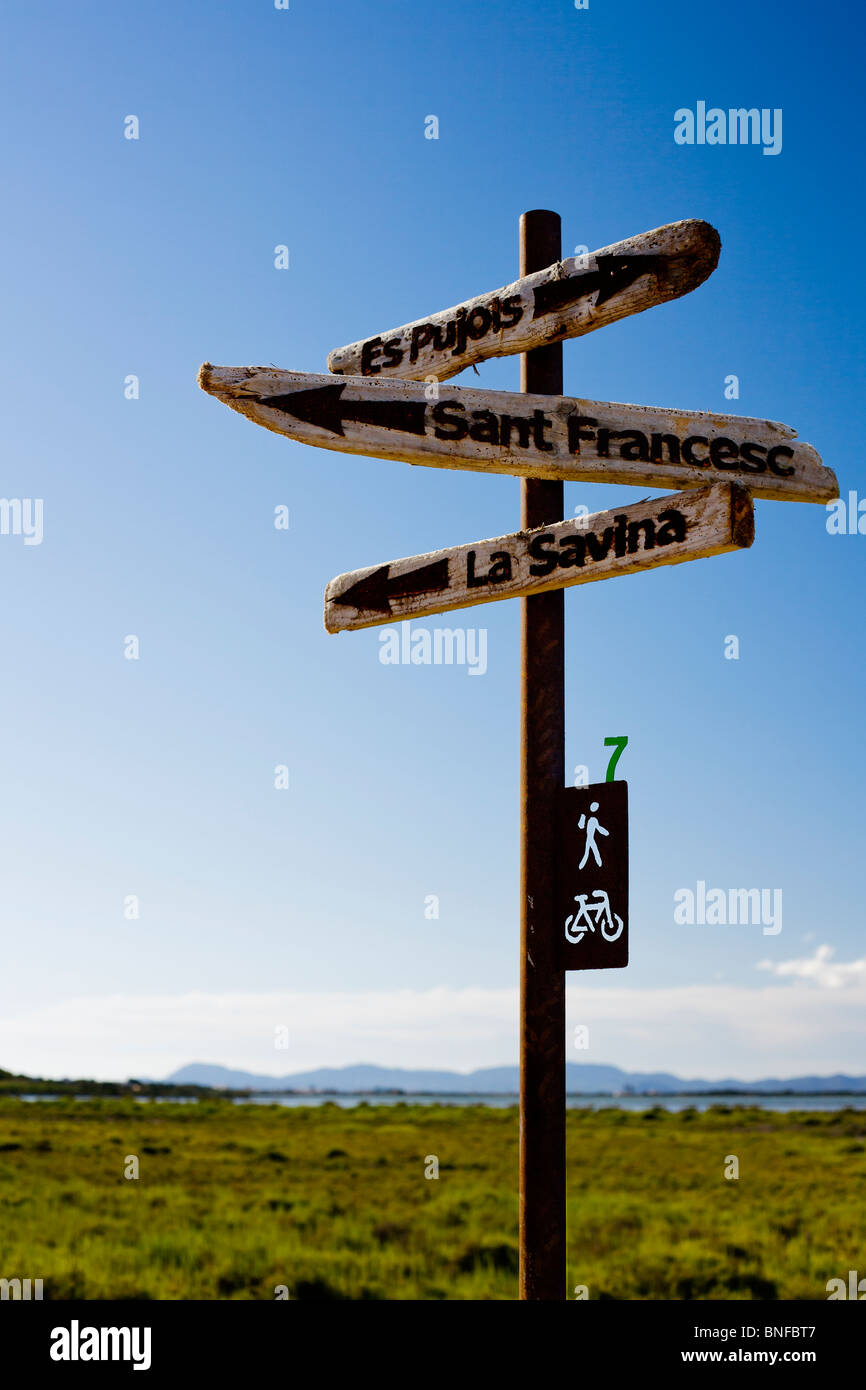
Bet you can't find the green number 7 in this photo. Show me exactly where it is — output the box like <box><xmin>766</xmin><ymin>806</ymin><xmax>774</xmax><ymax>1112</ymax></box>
<box><xmin>604</xmin><ymin>736</ymin><xmax>628</xmax><ymax>782</ymax></box>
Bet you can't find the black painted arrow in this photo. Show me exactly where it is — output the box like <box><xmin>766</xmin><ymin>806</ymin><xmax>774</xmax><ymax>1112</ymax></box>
<box><xmin>333</xmin><ymin>558</ymin><xmax>450</xmax><ymax>614</ymax></box>
<box><xmin>257</xmin><ymin>382</ymin><xmax>428</xmax><ymax>439</ymax></box>
<box><xmin>532</xmin><ymin>254</ymin><xmax>664</xmax><ymax>319</ymax></box>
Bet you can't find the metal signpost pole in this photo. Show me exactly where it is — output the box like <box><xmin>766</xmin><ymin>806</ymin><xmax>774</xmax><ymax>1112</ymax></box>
<box><xmin>519</xmin><ymin>208</ymin><xmax>566</xmax><ymax>1301</ymax></box>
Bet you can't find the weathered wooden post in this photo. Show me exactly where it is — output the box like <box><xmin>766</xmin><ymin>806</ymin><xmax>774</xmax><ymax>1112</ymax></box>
<box><xmin>518</xmin><ymin>209</ymin><xmax>566</xmax><ymax>1301</ymax></box>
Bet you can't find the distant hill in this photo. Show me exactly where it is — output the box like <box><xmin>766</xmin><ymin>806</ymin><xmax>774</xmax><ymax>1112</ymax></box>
<box><xmin>0</xmin><ymin>1070</ymin><xmax>227</xmax><ymax>1099</ymax></box>
<box><xmin>164</xmin><ymin>1062</ymin><xmax>866</xmax><ymax>1095</ymax></box>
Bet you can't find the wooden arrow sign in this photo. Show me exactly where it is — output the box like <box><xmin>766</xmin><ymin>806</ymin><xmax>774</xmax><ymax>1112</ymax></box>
<box><xmin>198</xmin><ymin>366</ymin><xmax>836</xmax><ymax>504</ymax></box>
<box><xmin>326</xmin><ymin>220</ymin><xmax>720</xmax><ymax>382</ymax></box>
<box><xmin>324</xmin><ymin>482</ymin><xmax>753</xmax><ymax>632</ymax></box>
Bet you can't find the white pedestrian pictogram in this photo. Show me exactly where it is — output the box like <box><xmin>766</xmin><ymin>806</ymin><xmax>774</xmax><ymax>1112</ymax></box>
<box><xmin>578</xmin><ymin>801</ymin><xmax>609</xmax><ymax>869</ymax></box>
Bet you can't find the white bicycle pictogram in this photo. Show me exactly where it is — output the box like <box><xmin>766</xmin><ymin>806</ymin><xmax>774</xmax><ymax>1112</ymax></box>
<box><xmin>564</xmin><ymin>889</ymin><xmax>624</xmax><ymax>945</ymax></box>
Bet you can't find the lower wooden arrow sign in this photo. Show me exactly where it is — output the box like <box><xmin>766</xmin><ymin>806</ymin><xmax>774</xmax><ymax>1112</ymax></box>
<box><xmin>198</xmin><ymin>366</ymin><xmax>836</xmax><ymax>504</ymax></box>
<box><xmin>324</xmin><ymin>481</ymin><xmax>753</xmax><ymax>631</ymax></box>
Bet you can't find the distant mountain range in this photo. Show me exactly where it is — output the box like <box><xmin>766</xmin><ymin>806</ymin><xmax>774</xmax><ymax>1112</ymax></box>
<box><xmin>164</xmin><ymin>1062</ymin><xmax>866</xmax><ymax>1095</ymax></box>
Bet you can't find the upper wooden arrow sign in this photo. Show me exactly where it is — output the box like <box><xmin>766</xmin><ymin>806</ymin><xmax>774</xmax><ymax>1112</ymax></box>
<box><xmin>197</xmin><ymin>366</ymin><xmax>836</xmax><ymax>504</ymax></box>
<box><xmin>326</xmin><ymin>220</ymin><xmax>720</xmax><ymax>382</ymax></box>
<box><xmin>324</xmin><ymin>481</ymin><xmax>753</xmax><ymax>632</ymax></box>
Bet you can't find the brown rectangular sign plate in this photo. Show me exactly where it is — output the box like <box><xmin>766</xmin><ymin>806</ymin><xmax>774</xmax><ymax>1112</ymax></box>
<box><xmin>560</xmin><ymin>782</ymin><xmax>628</xmax><ymax>971</ymax></box>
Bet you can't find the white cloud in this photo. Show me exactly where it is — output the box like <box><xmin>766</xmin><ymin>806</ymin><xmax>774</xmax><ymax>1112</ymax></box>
<box><xmin>757</xmin><ymin>944</ymin><xmax>866</xmax><ymax>989</ymax></box>
<box><xmin>0</xmin><ymin>953</ymin><xmax>864</xmax><ymax>1082</ymax></box>
<box><xmin>0</xmin><ymin>987</ymin><xmax>518</xmax><ymax>1082</ymax></box>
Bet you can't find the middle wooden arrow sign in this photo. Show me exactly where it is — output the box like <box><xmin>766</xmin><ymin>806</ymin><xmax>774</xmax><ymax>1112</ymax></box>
<box><xmin>198</xmin><ymin>365</ymin><xmax>836</xmax><ymax>504</ymax></box>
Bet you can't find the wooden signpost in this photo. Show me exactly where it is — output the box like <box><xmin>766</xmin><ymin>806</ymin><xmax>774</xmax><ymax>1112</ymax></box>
<box><xmin>324</xmin><ymin>481</ymin><xmax>754</xmax><ymax>630</ymax></box>
<box><xmin>197</xmin><ymin>367</ymin><xmax>835</xmax><ymax>504</ymax></box>
<box><xmin>200</xmin><ymin>207</ymin><xmax>835</xmax><ymax>1303</ymax></box>
<box><xmin>326</xmin><ymin>219</ymin><xmax>720</xmax><ymax>382</ymax></box>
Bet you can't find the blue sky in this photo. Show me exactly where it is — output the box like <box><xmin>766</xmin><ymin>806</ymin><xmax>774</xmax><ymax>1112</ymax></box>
<box><xmin>0</xmin><ymin>0</ymin><xmax>863</xmax><ymax>1080</ymax></box>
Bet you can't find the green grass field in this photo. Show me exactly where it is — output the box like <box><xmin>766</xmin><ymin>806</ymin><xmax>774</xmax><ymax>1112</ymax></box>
<box><xmin>0</xmin><ymin>1098</ymin><xmax>862</xmax><ymax>1300</ymax></box>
